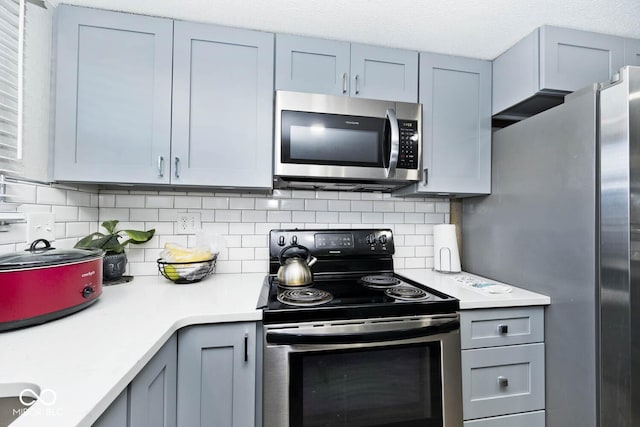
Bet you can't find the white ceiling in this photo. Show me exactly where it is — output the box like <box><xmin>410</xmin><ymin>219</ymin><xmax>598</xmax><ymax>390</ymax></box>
<box><xmin>49</xmin><ymin>0</ymin><xmax>640</xmax><ymax>60</ymax></box>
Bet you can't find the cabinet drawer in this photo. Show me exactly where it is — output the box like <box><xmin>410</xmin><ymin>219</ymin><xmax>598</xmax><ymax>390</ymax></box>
<box><xmin>462</xmin><ymin>343</ymin><xmax>545</xmax><ymax>420</ymax></box>
<box><xmin>460</xmin><ymin>307</ymin><xmax>543</xmax><ymax>349</ymax></box>
<box><xmin>464</xmin><ymin>410</ymin><xmax>545</xmax><ymax>427</ymax></box>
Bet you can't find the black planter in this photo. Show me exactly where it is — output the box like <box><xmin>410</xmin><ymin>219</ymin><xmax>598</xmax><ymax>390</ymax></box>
<box><xmin>103</xmin><ymin>253</ymin><xmax>127</xmax><ymax>281</ymax></box>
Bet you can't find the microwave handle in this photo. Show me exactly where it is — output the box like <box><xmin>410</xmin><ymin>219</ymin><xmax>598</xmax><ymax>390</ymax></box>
<box><xmin>385</xmin><ymin>108</ymin><xmax>400</xmax><ymax>178</ymax></box>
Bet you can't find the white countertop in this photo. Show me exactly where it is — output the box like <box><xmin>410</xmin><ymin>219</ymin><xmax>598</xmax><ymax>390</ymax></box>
<box><xmin>398</xmin><ymin>269</ymin><xmax>551</xmax><ymax>309</ymax></box>
<box><xmin>0</xmin><ymin>269</ymin><xmax>548</xmax><ymax>427</ymax></box>
<box><xmin>0</xmin><ymin>273</ymin><xmax>265</xmax><ymax>427</ymax></box>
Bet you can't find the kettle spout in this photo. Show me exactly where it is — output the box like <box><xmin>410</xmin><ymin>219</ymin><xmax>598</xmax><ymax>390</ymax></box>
<box><xmin>308</xmin><ymin>256</ymin><xmax>318</xmax><ymax>267</ymax></box>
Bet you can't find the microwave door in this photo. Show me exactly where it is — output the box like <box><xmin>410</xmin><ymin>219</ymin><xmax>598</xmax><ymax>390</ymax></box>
<box><xmin>384</xmin><ymin>109</ymin><xmax>400</xmax><ymax>178</ymax></box>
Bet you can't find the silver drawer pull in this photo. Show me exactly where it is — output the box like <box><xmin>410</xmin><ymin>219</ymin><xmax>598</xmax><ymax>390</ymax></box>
<box><xmin>497</xmin><ymin>324</ymin><xmax>508</xmax><ymax>335</ymax></box>
<box><xmin>497</xmin><ymin>376</ymin><xmax>509</xmax><ymax>387</ymax></box>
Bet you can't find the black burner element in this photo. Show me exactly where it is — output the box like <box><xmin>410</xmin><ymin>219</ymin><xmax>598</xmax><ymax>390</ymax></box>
<box><xmin>385</xmin><ymin>285</ymin><xmax>431</xmax><ymax>301</ymax></box>
<box><xmin>278</xmin><ymin>288</ymin><xmax>334</xmax><ymax>307</ymax></box>
<box><xmin>361</xmin><ymin>275</ymin><xmax>402</xmax><ymax>289</ymax></box>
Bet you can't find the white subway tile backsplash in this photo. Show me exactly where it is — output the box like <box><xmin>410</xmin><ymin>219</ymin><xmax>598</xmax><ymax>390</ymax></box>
<box><xmin>373</xmin><ymin>201</ymin><xmax>394</xmax><ymax>212</ymax></box>
<box><xmin>315</xmin><ymin>211</ymin><xmax>339</xmax><ymax>223</ymax></box>
<box><xmin>328</xmin><ymin>200</ymin><xmax>350</xmax><ymax>212</ymax></box>
<box><xmin>130</xmin><ymin>208</ymin><xmax>159</xmax><ymax>222</ymax></box>
<box><xmin>280</xmin><ymin>199</ymin><xmax>305</xmax><ymax>211</ymax></box>
<box><xmin>174</xmin><ymin>196</ymin><xmax>202</xmax><ymax>209</ymax></box>
<box><xmin>116</xmin><ymin>194</ymin><xmax>145</xmax><ymax>208</ymax></box>
<box><xmin>229</xmin><ymin>223</ymin><xmax>255</xmax><ymax>235</ymax></box>
<box><xmin>146</xmin><ymin>196</ymin><xmax>174</xmax><ymax>209</ymax></box>
<box><xmin>6</xmin><ymin>181</ymin><xmax>450</xmax><ymax>275</ymax></box>
<box><xmin>52</xmin><ymin>206</ymin><xmax>78</xmax><ymax>221</ymax></box>
<box><xmin>255</xmin><ymin>198</ymin><xmax>280</xmax><ymax>210</ymax></box>
<box><xmin>36</xmin><ymin>186</ymin><xmax>67</xmax><ymax>205</ymax></box>
<box><xmin>268</xmin><ymin>211</ymin><xmax>292</xmax><ymax>223</ymax></box>
<box><xmin>229</xmin><ymin>198</ymin><xmax>255</xmax><ymax>210</ymax></box>
<box><xmin>202</xmin><ymin>196</ymin><xmax>229</xmax><ymax>209</ymax></box>
<box><xmin>215</xmin><ymin>210</ymin><xmax>242</xmax><ymax>222</ymax></box>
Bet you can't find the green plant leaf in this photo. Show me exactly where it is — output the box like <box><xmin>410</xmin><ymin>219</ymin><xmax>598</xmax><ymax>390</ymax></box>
<box><xmin>74</xmin><ymin>232</ymin><xmax>106</xmax><ymax>248</ymax></box>
<box><xmin>119</xmin><ymin>229</ymin><xmax>155</xmax><ymax>247</ymax></box>
<box><xmin>101</xmin><ymin>220</ymin><xmax>119</xmax><ymax>234</ymax></box>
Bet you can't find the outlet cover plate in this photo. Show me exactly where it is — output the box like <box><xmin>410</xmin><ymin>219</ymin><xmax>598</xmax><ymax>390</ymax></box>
<box><xmin>176</xmin><ymin>213</ymin><xmax>200</xmax><ymax>234</ymax></box>
<box><xmin>26</xmin><ymin>212</ymin><xmax>56</xmax><ymax>243</ymax></box>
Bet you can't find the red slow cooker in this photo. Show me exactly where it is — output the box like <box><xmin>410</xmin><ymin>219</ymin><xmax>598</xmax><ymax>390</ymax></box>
<box><xmin>0</xmin><ymin>239</ymin><xmax>104</xmax><ymax>332</ymax></box>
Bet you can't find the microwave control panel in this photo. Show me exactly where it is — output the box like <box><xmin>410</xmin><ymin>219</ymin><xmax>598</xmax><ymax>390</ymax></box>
<box><xmin>398</xmin><ymin>120</ymin><xmax>419</xmax><ymax>169</ymax></box>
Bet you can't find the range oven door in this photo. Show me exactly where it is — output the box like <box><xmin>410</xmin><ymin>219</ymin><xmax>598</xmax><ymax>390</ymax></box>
<box><xmin>263</xmin><ymin>314</ymin><xmax>462</xmax><ymax>427</ymax></box>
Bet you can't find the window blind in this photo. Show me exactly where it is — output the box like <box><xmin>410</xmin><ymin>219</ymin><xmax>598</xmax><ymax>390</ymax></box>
<box><xmin>0</xmin><ymin>0</ymin><xmax>23</xmax><ymax>177</ymax></box>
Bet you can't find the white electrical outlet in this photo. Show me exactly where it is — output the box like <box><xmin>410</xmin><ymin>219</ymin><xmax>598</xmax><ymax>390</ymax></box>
<box><xmin>176</xmin><ymin>213</ymin><xmax>201</xmax><ymax>234</ymax></box>
<box><xmin>26</xmin><ymin>212</ymin><xmax>56</xmax><ymax>243</ymax></box>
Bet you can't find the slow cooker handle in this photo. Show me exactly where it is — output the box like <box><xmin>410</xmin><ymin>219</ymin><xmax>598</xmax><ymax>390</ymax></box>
<box><xmin>27</xmin><ymin>238</ymin><xmax>54</xmax><ymax>253</ymax></box>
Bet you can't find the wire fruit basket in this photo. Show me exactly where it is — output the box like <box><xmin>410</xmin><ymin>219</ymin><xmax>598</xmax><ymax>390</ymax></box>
<box><xmin>157</xmin><ymin>256</ymin><xmax>217</xmax><ymax>284</ymax></box>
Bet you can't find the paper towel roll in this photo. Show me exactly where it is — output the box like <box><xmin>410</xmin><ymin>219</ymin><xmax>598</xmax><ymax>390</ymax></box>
<box><xmin>433</xmin><ymin>224</ymin><xmax>461</xmax><ymax>273</ymax></box>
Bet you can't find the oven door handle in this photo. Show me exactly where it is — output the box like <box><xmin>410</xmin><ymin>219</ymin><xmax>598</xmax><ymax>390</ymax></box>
<box><xmin>265</xmin><ymin>319</ymin><xmax>459</xmax><ymax>345</ymax></box>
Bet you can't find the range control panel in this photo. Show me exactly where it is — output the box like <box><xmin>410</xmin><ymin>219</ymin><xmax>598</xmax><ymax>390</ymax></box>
<box><xmin>397</xmin><ymin>120</ymin><xmax>419</xmax><ymax>169</ymax></box>
<box><xmin>269</xmin><ymin>229</ymin><xmax>395</xmax><ymax>258</ymax></box>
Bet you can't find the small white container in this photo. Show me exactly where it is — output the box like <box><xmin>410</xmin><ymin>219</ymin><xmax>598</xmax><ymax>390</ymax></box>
<box><xmin>433</xmin><ymin>224</ymin><xmax>461</xmax><ymax>273</ymax></box>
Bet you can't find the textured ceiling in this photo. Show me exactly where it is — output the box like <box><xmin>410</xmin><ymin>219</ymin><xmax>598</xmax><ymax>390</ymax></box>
<box><xmin>49</xmin><ymin>0</ymin><xmax>640</xmax><ymax>60</ymax></box>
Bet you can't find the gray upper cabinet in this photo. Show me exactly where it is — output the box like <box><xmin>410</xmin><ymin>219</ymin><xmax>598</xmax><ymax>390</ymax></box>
<box><xmin>54</xmin><ymin>6</ymin><xmax>274</xmax><ymax>189</ymax></box>
<box><xmin>177</xmin><ymin>322</ymin><xmax>257</xmax><ymax>427</ymax></box>
<box><xmin>54</xmin><ymin>5</ymin><xmax>173</xmax><ymax>184</ymax></box>
<box><xmin>275</xmin><ymin>34</ymin><xmax>418</xmax><ymax>102</ymax></box>
<box><xmin>625</xmin><ymin>38</ymin><xmax>640</xmax><ymax>66</ymax></box>
<box><xmin>394</xmin><ymin>53</ymin><xmax>491</xmax><ymax>197</ymax></box>
<box><xmin>493</xmin><ymin>26</ymin><xmax>625</xmax><ymax>118</ymax></box>
<box><xmin>275</xmin><ymin>35</ymin><xmax>350</xmax><ymax>96</ymax></box>
<box><xmin>129</xmin><ymin>334</ymin><xmax>177</xmax><ymax>427</ymax></box>
<box><xmin>171</xmin><ymin>22</ymin><xmax>274</xmax><ymax>188</ymax></box>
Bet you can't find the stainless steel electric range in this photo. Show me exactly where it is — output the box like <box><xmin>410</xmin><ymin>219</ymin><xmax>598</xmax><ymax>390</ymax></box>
<box><xmin>258</xmin><ymin>228</ymin><xmax>463</xmax><ymax>427</ymax></box>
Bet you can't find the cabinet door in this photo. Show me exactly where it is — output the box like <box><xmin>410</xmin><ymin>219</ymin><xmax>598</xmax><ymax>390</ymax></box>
<box><xmin>129</xmin><ymin>335</ymin><xmax>177</xmax><ymax>427</ymax></box>
<box><xmin>350</xmin><ymin>43</ymin><xmax>418</xmax><ymax>102</ymax></box>
<box><xmin>54</xmin><ymin>5</ymin><xmax>173</xmax><ymax>184</ymax></box>
<box><xmin>177</xmin><ymin>322</ymin><xmax>257</xmax><ymax>427</ymax></box>
<box><xmin>92</xmin><ymin>389</ymin><xmax>128</xmax><ymax>427</ymax></box>
<box><xmin>172</xmin><ymin>22</ymin><xmax>274</xmax><ymax>188</ymax></box>
<box><xmin>413</xmin><ymin>53</ymin><xmax>491</xmax><ymax>195</ymax></box>
<box><xmin>540</xmin><ymin>26</ymin><xmax>625</xmax><ymax>91</ymax></box>
<box><xmin>464</xmin><ymin>410</ymin><xmax>545</xmax><ymax>427</ymax></box>
<box><xmin>625</xmin><ymin>38</ymin><xmax>640</xmax><ymax>66</ymax></box>
<box><xmin>462</xmin><ymin>343</ymin><xmax>545</xmax><ymax>420</ymax></box>
<box><xmin>275</xmin><ymin>34</ymin><xmax>350</xmax><ymax>95</ymax></box>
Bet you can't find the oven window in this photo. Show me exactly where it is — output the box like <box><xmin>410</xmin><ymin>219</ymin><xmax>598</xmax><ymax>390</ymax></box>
<box><xmin>289</xmin><ymin>342</ymin><xmax>443</xmax><ymax>427</ymax></box>
<box><xmin>281</xmin><ymin>111</ymin><xmax>385</xmax><ymax>167</ymax></box>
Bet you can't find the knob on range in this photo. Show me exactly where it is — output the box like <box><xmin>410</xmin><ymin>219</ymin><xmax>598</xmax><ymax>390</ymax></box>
<box><xmin>277</xmin><ymin>236</ymin><xmax>286</xmax><ymax>246</ymax></box>
<box><xmin>379</xmin><ymin>235</ymin><xmax>387</xmax><ymax>244</ymax></box>
<box><xmin>366</xmin><ymin>234</ymin><xmax>376</xmax><ymax>245</ymax></box>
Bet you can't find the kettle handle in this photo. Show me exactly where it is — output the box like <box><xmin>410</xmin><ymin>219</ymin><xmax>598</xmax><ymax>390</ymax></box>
<box><xmin>278</xmin><ymin>244</ymin><xmax>313</xmax><ymax>266</ymax></box>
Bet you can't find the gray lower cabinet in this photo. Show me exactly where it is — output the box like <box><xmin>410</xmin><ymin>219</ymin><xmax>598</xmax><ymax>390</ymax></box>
<box><xmin>177</xmin><ymin>322</ymin><xmax>257</xmax><ymax>427</ymax></box>
<box><xmin>275</xmin><ymin>34</ymin><xmax>418</xmax><ymax>102</ymax></box>
<box><xmin>460</xmin><ymin>307</ymin><xmax>546</xmax><ymax>426</ymax></box>
<box><xmin>625</xmin><ymin>38</ymin><xmax>640</xmax><ymax>66</ymax></box>
<box><xmin>54</xmin><ymin>5</ymin><xmax>173</xmax><ymax>184</ymax></box>
<box><xmin>54</xmin><ymin>5</ymin><xmax>274</xmax><ymax>189</ymax></box>
<box><xmin>92</xmin><ymin>389</ymin><xmax>128</xmax><ymax>427</ymax></box>
<box><xmin>393</xmin><ymin>53</ymin><xmax>491</xmax><ymax>197</ymax></box>
<box><xmin>493</xmin><ymin>25</ymin><xmax>625</xmax><ymax>118</ymax></box>
<box><xmin>92</xmin><ymin>334</ymin><xmax>177</xmax><ymax>427</ymax></box>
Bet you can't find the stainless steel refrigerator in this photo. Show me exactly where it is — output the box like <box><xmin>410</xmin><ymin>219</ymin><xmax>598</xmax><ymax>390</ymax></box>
<box><xmin>463</xmin><ymin>65</ymin><xmax>640</xmax><ymax>427</ymax></box>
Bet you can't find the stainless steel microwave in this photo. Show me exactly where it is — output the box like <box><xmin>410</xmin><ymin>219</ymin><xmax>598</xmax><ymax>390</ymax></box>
<box><xmin>274</xmin><ymin>91</ymin><xmax>422</xmax><ymax>191</ymax></box>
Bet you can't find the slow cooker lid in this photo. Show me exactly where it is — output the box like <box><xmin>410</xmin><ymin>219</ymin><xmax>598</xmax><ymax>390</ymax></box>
<box><xmin>0</xmin><ymin>239</ymin><xmax>104</xmax><ymax>270</ymax></box>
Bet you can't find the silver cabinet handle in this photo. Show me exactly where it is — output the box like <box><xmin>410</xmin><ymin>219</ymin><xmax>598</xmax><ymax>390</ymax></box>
<box><xmin>244</xmin><ymin>332</ymin><xmax>249</xmax><ymax>362</ymax></box>
<box><xmin>174</xmin><ymin>156</ymin><xmax>180</xmax><ymax>178</ymax></box>
<box><xmin>497</xmin><ymin>324</ymin><xmax>509</xmax><ymax>335</ymax></box>
<box><xmin>157</xmin><ymin>156</ymin><xmax>165</xmax><ymax>177</ymax></box>
<box><xmin>385</xmin><ymin>108</ymin><xmax>399</xmax><ymax>178</ymax></box>
<box><xmin>342</xmin><ymin>72</ymin><xmax>348</xmax><ymax>94</ymax></box>
<box><xmin>354</xmin><ymin>74</ymin><xmax>360</xmax><ymax>95</ymax></box>
<box><xmin>497</xmin><ymin>376</ymin><xmax>509</xmax><ymax>387</ymax></box>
